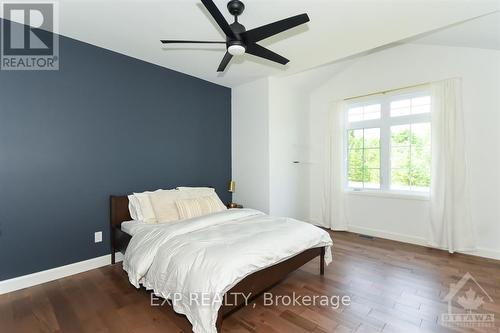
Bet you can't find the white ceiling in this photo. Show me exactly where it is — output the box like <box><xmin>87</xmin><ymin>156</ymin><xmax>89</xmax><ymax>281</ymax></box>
<box><xmin>413</xmin><ymin>11</ymin><xmax>500</xmax><ymax>50</ymax></box>
<box><xmin>4</xmin><ymin>0</ymin><xmax>500</xmax><ymax>87</ymax></box>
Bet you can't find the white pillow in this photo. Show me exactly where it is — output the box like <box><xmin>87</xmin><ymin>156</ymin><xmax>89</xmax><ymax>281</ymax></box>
<box><xmin>178</xmin><ymin>189</ymin><xmax>226</xmax><ymax>210</ymax></box>
<box><xmin>176</xmin><ymin>195</ymin><xmax>226</xmax><ymax>220</ymax></box>
<box><xmin>131</xmin><ymin>188</ymin><xmax>226</xmax><ymax>224</ymax></box>
<box><xmin>148</xmin><ymin>189</ymin><xmax>182</xmax><ymax>223</ymax></box>
<box><xmin>127</xmin><ymin>195</ymin><xmax>140</xmax><ymax>221</ymax></box>
<box><xmin>133</xmin><ymin>192</ymin><xmax>158</xmax><ymax>223</ymax></box>
<box><xmin>177</xmin><ymin>187</ymin><xmax>215</xmax><ymax>193</ymax></box>
<box><xmin>128</xmin><ymin>189</ymin><xmax>163</xmax><ymax>223</ymax></box>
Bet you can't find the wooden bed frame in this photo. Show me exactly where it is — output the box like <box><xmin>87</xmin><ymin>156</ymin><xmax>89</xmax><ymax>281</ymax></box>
<box><xmin>110</xmin><ymin>195</ymin><xmax>325</xmax><ymax>332</ymax></box>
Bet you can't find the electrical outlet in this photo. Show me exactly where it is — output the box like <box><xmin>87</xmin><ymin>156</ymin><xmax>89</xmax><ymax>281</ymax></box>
<box><xmin>94</xmin><ymin>231</ymin><xmax>103</xmax><ymax>243</ymax></box>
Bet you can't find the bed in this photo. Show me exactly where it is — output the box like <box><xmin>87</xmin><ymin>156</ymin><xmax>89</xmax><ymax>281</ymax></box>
<box><xmin>110</xmin><ymin>195</ymin><xmax>332</xmax><ymax>333</ymax></box>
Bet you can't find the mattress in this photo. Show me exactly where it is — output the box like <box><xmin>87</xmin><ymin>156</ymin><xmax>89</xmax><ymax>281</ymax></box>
<box><xmin>120</xmin><ymin>221</ymin><xmax>157</xmax><ymax>236</ymax></box>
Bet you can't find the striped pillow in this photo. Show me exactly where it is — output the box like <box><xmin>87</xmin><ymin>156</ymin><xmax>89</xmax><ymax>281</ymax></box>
<box><xmin>175</xmin><ymin>195</ymin><xmax>226</xmax><ymax>220</ymax></box>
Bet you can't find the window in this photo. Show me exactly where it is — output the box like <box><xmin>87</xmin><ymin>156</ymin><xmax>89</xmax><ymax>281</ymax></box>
<box><xmin>347</xmin><ymin>128</ymin><xmax>380</xmax><ymax>189</ymax></box>
<box><xmin>348</xmin><ymin>103</ymin><xmax>381</xmax><ymax>122</ymax></box>
<box><xmin>345</xmin><ymin>89</ymin><xmax>431</xmax><ymax>193</ymax></box>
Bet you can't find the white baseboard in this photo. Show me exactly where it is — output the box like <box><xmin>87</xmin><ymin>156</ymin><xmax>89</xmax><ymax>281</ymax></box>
<box><xmin>0</xmin><ymin>253</ymin><xmax>123</xmax><ymax>295</ymax></box>
<box><xmin>468</xmin><ymin>247</ymin><xmax>500</xmax><ymax>261</ymax></box>
<box><xmin>347</xmin><ymin>225</ymin><xmax>427</xmax><ymax>247</ymax></box>
<box><xmin>346</xmin><ymin>225</ymin><xmax>500</xmax><ymax>261</ymax></box>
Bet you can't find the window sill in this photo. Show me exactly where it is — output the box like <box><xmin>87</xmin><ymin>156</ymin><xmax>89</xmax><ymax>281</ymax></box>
<box><xmin>345</xmin><ymin>189</ymin><xmax>430</xmax><ymax>201</ymax></box>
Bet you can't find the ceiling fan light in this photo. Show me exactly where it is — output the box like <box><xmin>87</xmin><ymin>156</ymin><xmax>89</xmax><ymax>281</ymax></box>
<box><xmin>228</xmin><ymin>44</ymin><xmax>246</xmax><ymax>56</ymax></box>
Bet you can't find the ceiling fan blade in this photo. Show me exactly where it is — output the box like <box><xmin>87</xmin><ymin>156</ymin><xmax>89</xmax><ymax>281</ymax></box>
<box><xmin>244</xmin><ymin>13</ymin><xmax>310</xmax><ymax>42</ymax></box>
<box><xmin>161</xmin><ymin>40</ymin><xmax>226</xmax><ymax>44</ymax></box>
<box><xmin>246</xmin><ymin>43</ymin><xmax>289</xmax><ymax>65</ymax></box>
<box><xmin>201</xmin><ymin>0</ymin><xmax>236</xmax><ymax>39</ymax></box>
<box><xmin>217</xmin><ymin>52</ymin><xmax>233</xmax><ymax>72</ymax></box>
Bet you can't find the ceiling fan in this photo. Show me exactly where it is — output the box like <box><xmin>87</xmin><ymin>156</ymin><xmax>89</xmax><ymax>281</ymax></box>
<box><xmin>161</xmin><ymin>0</ymin><xmax>310</xmax><ymax>72</ymax></box>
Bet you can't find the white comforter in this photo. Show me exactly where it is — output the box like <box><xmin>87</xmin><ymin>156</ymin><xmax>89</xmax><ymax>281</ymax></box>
<box><xmin>123</xmin><ymin>209</ymin><xmax>333</xmax><ymax>333</ymax></box>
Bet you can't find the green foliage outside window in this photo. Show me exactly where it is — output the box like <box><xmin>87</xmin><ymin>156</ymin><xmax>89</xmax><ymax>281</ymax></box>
<box><xmin>348</xmin><ymin>129</ymin><xmax>380</xmax><ymax>187</ymax></box>
<box><xmin>348</xmin><ymin>124</ymin><xmax>430</xmax><ymax>189</ymax></box>
<box><xmin>391</xmin><ymin>124</ymin><xmax>431</xmax><ymax>188</ymax></box>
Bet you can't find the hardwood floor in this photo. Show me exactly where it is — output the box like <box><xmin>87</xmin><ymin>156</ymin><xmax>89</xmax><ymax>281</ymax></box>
<box><xmin>1</xmin><ymin>231</ymin><xmax>499</xmax><ymax>333</ymax></box>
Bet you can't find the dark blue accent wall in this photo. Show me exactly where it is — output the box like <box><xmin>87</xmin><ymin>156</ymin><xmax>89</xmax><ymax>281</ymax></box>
<box><xmin>0</xmin><ymin>21</ymin><xmax>231</xmax><ymax>281</ymax></box>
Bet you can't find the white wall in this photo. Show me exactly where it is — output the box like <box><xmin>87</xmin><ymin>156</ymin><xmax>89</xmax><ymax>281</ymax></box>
<box><xmin>231</xmin><ymin>67</ymin><xmax>350</xmax><ymax>216</ymax></box>
<box><xmin>307</xmin><ymin>43</ymin><xmax>500</xmax><ymax>258</ymax></box>
<box><xmin>268</xmin><ymin>77</ymin><xmax>310</xmax><ymax>219</ymax></box>
<box><xmin>231</xmin><ymin>43</ymin><xmax>500</xmax><ymax>259</ymax></box>
<box><xmin>231</xmin><ymin>78</ymin><xmax>270</xmax><ymax>212</ymax></box>
<box><xmin>231</xmin><ymin>76</ymin><xmax>312</xmax><ymax>217</ymax></box>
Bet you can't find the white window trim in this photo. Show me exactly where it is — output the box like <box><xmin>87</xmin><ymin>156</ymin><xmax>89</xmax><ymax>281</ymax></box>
<box><xmin>345</xmin><ymin>188</ymin><xmax>430</xmax><ymax>201</ymax></box>
<box><xmin>344</xmin><ymin>88</ymin><xmax>431</xmax><ymax>198</ymax></box>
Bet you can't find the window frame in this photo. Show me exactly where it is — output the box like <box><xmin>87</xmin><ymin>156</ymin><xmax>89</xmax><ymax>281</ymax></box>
<box><xmin>344</xmin><ymin>88</ymin><xmax>431</xmax><ymax>197</ymax></box>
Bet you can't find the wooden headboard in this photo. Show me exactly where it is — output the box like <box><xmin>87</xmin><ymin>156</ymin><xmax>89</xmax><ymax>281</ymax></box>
<box><xmin>110</xmin><ymin>195</ymin><xmax>131</xmax><ymax>228</ymax></box>
<box><xmin>110</xmin><ymin>195</ymin><xmax>132</xmax><ymax>264</ymax></box>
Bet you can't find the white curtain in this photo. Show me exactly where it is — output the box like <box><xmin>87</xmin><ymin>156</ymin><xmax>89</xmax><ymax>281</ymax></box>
<box><xmin>428</xmin><ymin>78</ymin><xmax>475</xmax><ymax>253</ymax></box>
<box><xmin>321</xmin><ymin>101</ymin><xmax>348</xmax><ymax>230</ymax></box>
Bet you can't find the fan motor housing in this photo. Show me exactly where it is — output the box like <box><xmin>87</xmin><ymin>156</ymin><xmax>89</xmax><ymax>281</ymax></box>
<box><xmin>229</xmin><ymin>22</ymin><xmax>246</xmax><ymax>35</ymax></box>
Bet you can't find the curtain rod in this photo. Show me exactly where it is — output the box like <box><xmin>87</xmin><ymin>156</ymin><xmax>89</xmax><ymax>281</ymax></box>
<box><xmin>343</xmin><ymin>77</ymin><xmax>461</xmax><ymax>101</ymax></box>
<box><xmin>343</xmin><ymin>82</ymin><xmax>430</xmax><ymax>101</ymax></box>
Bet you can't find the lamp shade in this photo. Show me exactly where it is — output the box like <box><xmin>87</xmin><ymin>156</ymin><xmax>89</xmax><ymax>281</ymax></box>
<box><xmin>228</xmin><ymin>180</ymin><xmax>236</xmax><ymax>193</ymax></box>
